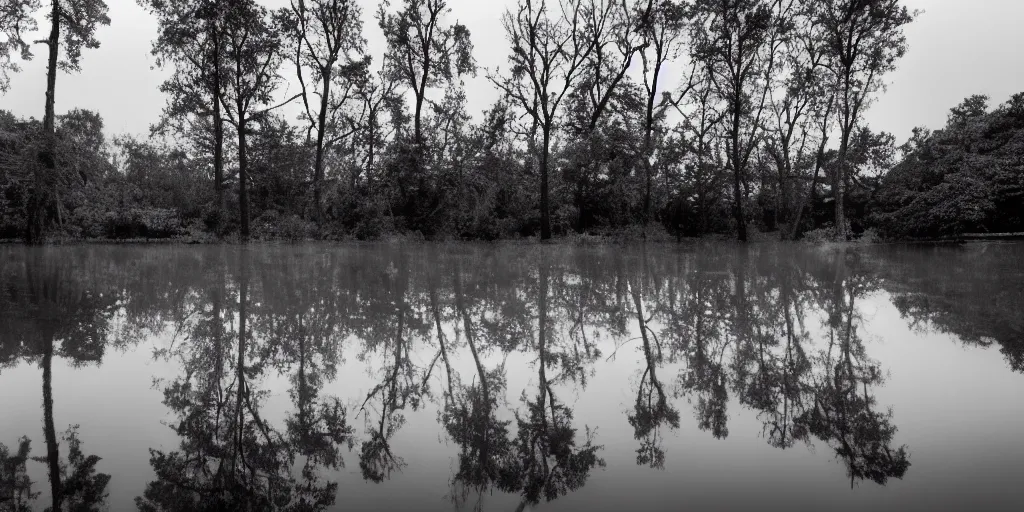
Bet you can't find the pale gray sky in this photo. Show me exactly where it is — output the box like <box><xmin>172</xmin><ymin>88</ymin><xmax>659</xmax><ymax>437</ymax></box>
<box><xmin>1</xmin><ymin>0</ymin><xmax>1021</xmax><ymax>144</ymax></box>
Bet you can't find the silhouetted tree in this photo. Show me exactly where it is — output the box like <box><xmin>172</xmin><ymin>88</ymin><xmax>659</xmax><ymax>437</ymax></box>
<box><xmin>490</xmin><ymin>0</ymin><xmax>599</xmax><ymax>240</ymax></box>
<box><xmin>283</xmin><ymin>0</ymin><xmax>368</xmax><ymax>224</ymax></box>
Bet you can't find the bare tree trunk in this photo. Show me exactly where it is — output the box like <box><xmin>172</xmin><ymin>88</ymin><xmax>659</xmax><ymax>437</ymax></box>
<box><xmin>790</xmin><ymin>142</ymin><xmax>825</xmax><ymax>240</ymax></box>
<box><xmin>835</xmin><ymin>128</ymin><xmax>851</xmax><ymax>240</ymax></box>
<box><xmin>730</xmin><ymin>91</ymin><xmax>748</xmax><ymax>242</ymax></box>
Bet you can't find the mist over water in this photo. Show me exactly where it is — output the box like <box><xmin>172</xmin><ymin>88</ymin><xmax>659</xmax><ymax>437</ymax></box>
<box><xmin>1</xmin><ymin>242</ymin><xmax>1022</xmax><ymax>512</ymax></box>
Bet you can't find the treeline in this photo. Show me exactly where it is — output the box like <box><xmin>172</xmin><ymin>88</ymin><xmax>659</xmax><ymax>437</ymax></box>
<box><xmin>12</xmin><ymin>0</ymin><xmax>1017</xmax><ymax>243</ymax></box>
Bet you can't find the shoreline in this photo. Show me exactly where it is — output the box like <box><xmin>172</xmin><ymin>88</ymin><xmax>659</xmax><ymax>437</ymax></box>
<box><xmin>2</xmin><ymin>233</ymin><xmax>1020</xmax><ymax>247</ymax></box>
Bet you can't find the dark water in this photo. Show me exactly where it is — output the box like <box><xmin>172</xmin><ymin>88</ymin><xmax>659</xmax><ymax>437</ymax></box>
<box><xmin>1</xmin><ymin>242</ymin><xmax>1022</xmax><ymax>512</ymax></box>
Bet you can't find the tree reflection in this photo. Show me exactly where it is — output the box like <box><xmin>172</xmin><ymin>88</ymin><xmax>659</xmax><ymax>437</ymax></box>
<box><xmin>0</xmin><ymin>437</ymin><xmax>36</xmax><ymax>511</ymax></box>
<box><xmin>731</xmin><ymin>254</ymin><xmax>813</xmax><ymax>449</ymax></box>
<box><xmin>669</xmin><ymin>253</ymin><xmax>733</xmax><ymax>440</ymax></box>
<box><xmin>0</xmin><ymin>250</ymin><xmax>114</xmax><ymax>511</ymax></box>
<box><xmin>137</xmin><ymin>247</ymin><xmax>338</xmax><ymax>511</ymax></box>
<box><xmin>624</xmin><ymin>255</ymin><xmax>679</xmax><ymax>469</ymax></box>
<box><xmin>353</xmin><ymin>250</ymin><xmax>429</xmax><ymax>483</ymax></box>
<box><xmin>499</xmin><ymin>256</ymin><xmax>605</xmax><ymax>510</ymax></box>
<box><xmin>257</xmin><ymin>251</ymin><xmax>355</xmax><ymax>504</ymax></box>
<box><xmin>11</xmin><ymin>242</ymin><xmax>1023</xmax><ymax>502</ymax></box>
<box><xmin>647</xmin><ymin>247</ymin><xmax>912</xmax><ymax>486</ymax></box>
<box><xmin>868</xmin><ymin>244</ymin><xmax>1024</xmax><ymax>373</ymax></box>
<box><xmin>795</xmin><ymin>254</ymin><xmax>910</xmax><ymax>486</ymax></box>
<box><xmin>440</xmin><ymin>260</ymin><xmax>512</xmax><ymax>509</ymax></box>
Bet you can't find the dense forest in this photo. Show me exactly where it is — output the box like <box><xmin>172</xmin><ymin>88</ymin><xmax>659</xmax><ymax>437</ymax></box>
<box><xmin>0</xmin><ymin>0</ymin><xmax>1019</xmax><ymax>243</ymax></box>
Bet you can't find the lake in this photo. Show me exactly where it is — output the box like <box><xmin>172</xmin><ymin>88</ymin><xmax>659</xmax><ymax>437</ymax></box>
<box><xmin>1</xmin><ymin>242</ymin><xmax>1022</xmax><ymax>512</ymax></box>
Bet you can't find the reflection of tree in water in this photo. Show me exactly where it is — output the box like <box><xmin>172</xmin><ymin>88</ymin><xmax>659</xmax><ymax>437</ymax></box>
<box><xmin>795</xmin><ymin>255</ymin><xmax>910</xmax><ymax>487</ymax></box>
<box><xmin>731</xmin><ymin>254</ymin><xmax>813</xmax><ymax>450</ymax></box>
<box><xmin>647</xmin><ymin>247</ymin><xmax>911</xmax><ymax>486</ymax></box>
<box><xmin>256</xmin><ymin>251</ymin><xmax>355</xmax><ymax>501</ymax></box>
<box><xmin>666</xmin><ymin>253</ymin><xmax>733</xmax><ymax>440</ymax></box>
<box><xmin>0</xmin><ymin>436</ymin><xmax>36</xmax><ymax>510</ymax></box>
<box><xmin>868</xmin><ymin>244</ymin><xmax>1024</xmax><ymax>373</ymax></box>
<box><xmin>0</xmin><ymin>250</ymin><xmax>114</xmax><ymax>511</ymax></box>
<box><xmin>624</xmin><ymin>254</ymin><xmax>679</xmax><ymax>469</ymax></box>
<box><xmin>353</xmin><ymin>250</ymin><xmax>430</xmax><ymax>483</ymax></box>
<box><xmin>499</xmin><ymin>257</ymin><xmax>605</xmax><ymax>511</ymax></box>
<box><xmin>11</xmin><ymin>242</ymin><xmax>1008</xmax><ymax>502</ymax></box>
<box><xmin>137</xmin><ymin>248</ymin><xmax>340</xmax><ymax>511</ymax></box>
<box><xmin>440</xmin><ymin>260</ymin><xmax>513</xmax><ymax>510</ymax></box>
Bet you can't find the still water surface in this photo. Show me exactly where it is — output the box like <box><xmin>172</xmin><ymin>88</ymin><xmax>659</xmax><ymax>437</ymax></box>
<box><xmin>1</xmin><ymin>242</ymin><xmax>1022</xmax><ymax>512</ymax></box>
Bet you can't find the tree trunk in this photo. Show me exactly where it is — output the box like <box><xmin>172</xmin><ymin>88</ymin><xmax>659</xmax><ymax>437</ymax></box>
<box><xmin>414</xmin><ymin>92</ymin><xmax>424</xmax><ymax>151</ymax></box>
<box><xmin>238</xmin><ymin>114</ymin><xmax>249</xmax><ymax>241</ymax></box>
<box><xmin>731</xmin><ymin>157</ymin><xmax>747</xmax><ymax>242</ymax></box>
<box><xmin>312</xmin><ymin>72</ymin><xmax>331</xmax><ymax>226</ymax></box>
<box><xmin>790</xmin><ymin>142</ymin><xmax>825</xmax><ymax>240</ymax></box>
<box><xmin>212</xmin><ymin>19</ymin><xmax>225</xmax><ymax>234</ymax></box>
<box><xmin>835</xmin><ymin>127</ymin><xmax>850</xmax><ymax>240</ymax></box>
<box><xmin>642</xmin><ymin>55</ymin><xmax>662</xmax><ymax>232</ymax></box>
<box><xmin>27</xmin><ymin>0</ymin><xmax>61</xmax><ymax>244</ymax></box>
<box><xmin>42</xmin><ymin>334</ymin><xmax>62</xmax><ymax>511</ymax></box>
<box><xmin>540</xmin><ymin>126</ymin><xmax>552</xmax><ymax>240</ymax></box>
<box><xmin>731</xmin><ymin>101</ymin><xmax>747</xmax><ymax>242</ymax></box>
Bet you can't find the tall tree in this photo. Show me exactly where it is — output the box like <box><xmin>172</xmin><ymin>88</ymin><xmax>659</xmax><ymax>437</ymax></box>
<box><xmin>142</xmin><ymin>0</ymin><xmax>228</xmax><ymax>234</ymax></box>
<box><xmin>815</xmin><ymin>0</ymin><xmax>914</xmax><ymax>239</ymax></box>
<box><xmin>284</xmin><ymin>0</ymin><xmax>368</xmax><ymax>225</ymax></box>
<box><xmin>9</xmin><ymin>0</ymin><xmax>110</xmax><ymax>243</ymax></box>
<box><xmin>221</xmin><ymin>0</ymin><xmax>288</xmax><ymax>240</ymax></box>
<box><xmin>635</xmin><ymin>0</ymin><xmax>690</xmax><ymax>228</ymax></box>
<box><xmin>491</xmin><ymin>0</ymin><xmax>599</xmax><ymax>240</ymax></box>
<box><xmin>690</xmin><ymin>0</ymin><xmax>788</xmax><ymax>241</ymax></box>
<box><xmin>351</xmin><ymin>65</ymin><xmax>400</xmax><ymax>195</ymax></box>
<box><xmin>763</xmin><ymin>3</ymin><xmax>826</xmax><ymax>236</ymax></box>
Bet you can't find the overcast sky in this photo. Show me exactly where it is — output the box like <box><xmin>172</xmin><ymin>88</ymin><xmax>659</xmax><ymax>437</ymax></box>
<box><xmin>1</xmin><ymin>0</ymin><xmax>1022</xmax><ymax>144</ymax></box>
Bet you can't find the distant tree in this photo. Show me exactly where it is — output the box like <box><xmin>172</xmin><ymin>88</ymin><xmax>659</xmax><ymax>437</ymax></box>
<box><xmin>635</xmin><ymin>0</ymin><xmax>690</xmax><ymax>228</ymax></box>
<box><xmin>563</xmin><ymin>0</ymin><xmax>640</xmax><ymax>230</ymax></box>
<box><xmin>690</xmin><ymin>0</ymin><xmax>790</xmax><ymax>241</ymax></box>
<box><xmin>350</xmin><ymin>65</ymin><xmax>400</xmax><ymax>196</ymax></box>
<box><xmin>871</xmin><ymin>93</ymin><xmax>1024</xmax><ymax>239</ymax></box>
<box><xmin>762</xmin><ymin>2</ymin><xmax>828</xmax><ymax>237</ymax></box>
<box><xmin>669</xmin><ymin>61</ymin><xmax>728</xmax><ymax>236</ymax></box>
<box><xmin>947</xmin><ymin>94</ymin><xmax>989</xmax><ymax>126</ymax></box>
<box><xmin>490</xmin><ymin>0</ymin><xmax>599</xmax><ymax>240</ymax></box>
